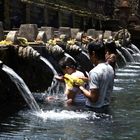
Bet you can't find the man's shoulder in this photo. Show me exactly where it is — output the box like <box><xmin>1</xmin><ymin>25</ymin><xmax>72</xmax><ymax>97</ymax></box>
<box><xmin>90</xmin><ymin>63</ymin><xmax>113</xmax><ymax>73</ymax></box>
<box><xmin>92</xmin><ymin>63</ymin><xmax>106</xmax><ymax>71</ymax></box>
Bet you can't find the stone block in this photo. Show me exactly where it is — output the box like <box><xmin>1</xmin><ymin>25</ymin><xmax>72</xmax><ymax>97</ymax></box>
<box><xmin>36</xmin><ymin>31</ymin><xmax>47</xmax><ymax>43</ymax></box>
<box><xmin>104</xmin><ymin>30</ymin><xmax>112</xmax><ymax>39</ymax></box>
<box><xmin>41</xmin><ymin>27</ymin><xmax>58</xmax><ymax>40</ymax></box>
<box><xmin>75</xmin><ymin>32</ymin><xmax>84</xmax><ymax>42</ymax></box>
<box><xmin>6</xmin><ymin>31</ymin><xmax>18</xmax><ymax>43</ymax></box>
<box><xmin>59</xmin><ymin>27</ymin><xmax>71</xmax><ymax>38</ymax></box>
<box><xmin>87</xmin><ymin>29</ymin><xmax>103</xmax><ymax>39</ymax></box>
<box><xmin>94</xmin><ymin>30</ymin><xmax>103</xmax><ymax>39</ymax></box>
<box><xmin>71</xmin><ymin>28</ymin><xmax>80</xmax><ymax>39</ymax></box>
<box><xmin>0</xmin><ymin>22</ymin><xmax>4</xmax><ymax>41</ymax></box>
<box><xmin>18</xmin><ymin>24</ymin><xmax>38</xmax><ymax>42</ymax></box>
<box><xmin>87</xmin><ymin>29</ymin><xmax>95</xmax><ymax>37</ymax></box>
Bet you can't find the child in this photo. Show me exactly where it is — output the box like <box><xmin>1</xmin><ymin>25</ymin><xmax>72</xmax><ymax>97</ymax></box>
<box><xmin>55</xmin><ymin>57</ymin><xmax>88</xmax><ymax>106</ymax></box>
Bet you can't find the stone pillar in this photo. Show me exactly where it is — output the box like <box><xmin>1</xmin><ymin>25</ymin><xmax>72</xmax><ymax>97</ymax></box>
<box><xmin>44</xmin><ymin>6</ymin><xmax>48</xmax><ymax>26</ymax></box>
<box><xmin>72</xmin><ymin>14</ymin><xmax>76</xmax><ymax>28</ymax></box>
<box><xmin>0</xmin><ymin>22</ymin><xmax>4</xmax><ymax>41</ymax></box>
<box><xmin>118</xmin><ymin>0</ymin><xmax>130</xmax><ymax>46</ymax></box>
<box><xmin>4</xmin><ymin>0</ymin><xmax>10</xmax><ymax>29</ymax></box>
<box><xmin>26</xmin><ymin>3</ymin><xmax>31</xmax><ymax>23</ymax></box>
<box><xmin>138</xmin><ymin>0</ymin><xmax>140</xmax><ymax>15</ymax></box>
<box><xmin>58</xmin><ymin>11</ymin><xmax>62</xmax><ymax>27</ymax></box>
<box><xmin>72</xmin><ymin>14</ymin><xmax>82</xmax><ymax>29</ymax></box>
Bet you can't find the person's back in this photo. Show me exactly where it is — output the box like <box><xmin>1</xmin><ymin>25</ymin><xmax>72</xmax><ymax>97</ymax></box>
<box><xmin>79</xmin><ymin>42</ymin><xmax>114</xmax><ymax>113</ymax></box>
<box><xmin>86</xmin><ymin>63</ymin><xmax>114</xmax><ymax>108</ymax></box>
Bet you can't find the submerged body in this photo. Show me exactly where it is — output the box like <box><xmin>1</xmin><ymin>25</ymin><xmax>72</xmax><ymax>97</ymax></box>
<box><xmin>79</xmin><ymin>42</ymin><xmax>115</xmax><ymax>113</ymax></box>
<box><xmin>86</xmin><ymin>63</ymin><xmax>114</xmax><ymax>108</ymax></box>
<box><xmin>64</xmin><ymin>70</ymin><xmax>87</xmax><ymax>104</ymax></box>
<box><xmin>55</xmin><ymin>57</ymin><xmax>88</xmax><ymax>105</ymax></box>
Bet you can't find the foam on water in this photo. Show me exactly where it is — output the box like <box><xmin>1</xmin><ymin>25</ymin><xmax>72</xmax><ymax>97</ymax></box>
<box><xmin>113</xmin><ymin>86</ymin><xmax>124</xmax><ymax>91</ymax></box>
<box><xmin>117</xmin><ymin>69</ymin><xmax>140</xmax><ymax>73</ymax></box>
<box><xmin>116</xmin><ymin>73</ymin><xmax>139</xmax><ymax>76</ymax></box>
<box><xmin>35</xmin><ymin>110</ymin><xmax>98</xmax><ymax>121</ymax></box>
<box><xmin>126</xmin><ymin>65</ymin><xmax>140</xmax><ymax>69</ymax></box>
<box><xmin>132</xmin><ymin>62</ymin><xmax>140</xmax><ymax>65</ymax></box>
<box><xmin>114</xmin><ymin>79</ymin><xmax>136</xmax><ymax>83</ymax></box>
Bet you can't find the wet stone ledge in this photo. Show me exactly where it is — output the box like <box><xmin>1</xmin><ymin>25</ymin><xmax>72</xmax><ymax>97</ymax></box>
<box><xmin>0</xmin><ymin>44</ymin><xmax>54</xmax><ymax>114</ymax></box>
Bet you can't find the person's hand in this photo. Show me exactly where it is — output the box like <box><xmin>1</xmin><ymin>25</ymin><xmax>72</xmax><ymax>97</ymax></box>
<box><xmin>54</xmin><ymin>75</ymin><xmax>64</xmax><ymax>81</ymax></box>
<box><xmin>73</xmin><ymin>83</ymin><xmax>80</xmax><ymax>87</ymax></box>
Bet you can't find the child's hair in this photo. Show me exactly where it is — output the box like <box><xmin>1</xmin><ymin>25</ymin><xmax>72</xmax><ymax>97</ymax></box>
<box><xmin>59</xmin><ymin>57</ymin><xmax>77</xmax><ymax>70</ymax></box>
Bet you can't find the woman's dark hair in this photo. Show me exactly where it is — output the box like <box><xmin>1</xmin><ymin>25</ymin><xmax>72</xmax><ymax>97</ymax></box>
<box><xmin>59</xmin><ymin>57</ymin><xmax>77</xmax><ymax>70</ymax></box>
<box><xmin>88</xmin><ymin>41</ymin><xmax>105</xmax><ymax>60</ymax></box>
<box><xmin>105</xmin><ymin>41</ymin><xmax>117</xmax><ymax>54</ymax></box>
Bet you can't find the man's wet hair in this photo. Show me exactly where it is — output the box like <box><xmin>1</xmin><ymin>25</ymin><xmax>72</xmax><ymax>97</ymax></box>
<box><xmin>88</xmin><ymin>41</ymin><xmax>105</xmax><ymax>60</ymax></box>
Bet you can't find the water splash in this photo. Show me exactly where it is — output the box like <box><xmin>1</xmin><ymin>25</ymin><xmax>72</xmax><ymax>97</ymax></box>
<box><xmin>113</xmin><ymin>86</ymin><xmax>124</xmax><ymax>91</ymax></box>
<box><xmin>131</xmin><ymin>44</ymin><xmax>140</xmax><ymax>53</ymax></box>
<box><xmin>46</xmin><ymin>78</ymin><xmax>65</xmax><ymax>97</ymax></box>
<box><xmin>64</xmin><ymin>53</ymin><xmax>76</xmax><ymax>62</ymax></box>
<box><xmin>127</xmin><ymin>48</ymin><xmax>135</xmax><ymax>54</ymax></box>
<box><xmin>2</xmin><ymin>64</ymin><xmax>42</xmax><ymax>113</ymax></box>
<box><xmin>116</xmin><ymin>73</ymin><xmax>139</xmax><ymax>76</ymax></box>
<box><xmin>121</xmin><ymin>47</ymin><xmax>135</xmax><ymax>62</ymax></box>
<box><xmin>117</xmin><ymin>69</ymin><xmax>140</xmax><ymax>73</ymax></box>
<box><xmin>40</xmin><ymin>56</ymin><xmax>58</xmax><ymax>75</ymax></box>
<box><xmin>127</xmin><ymin>65</ymin><xmax>140</xmax><ymax>69</ymax></box>
<box><xmin>116</xmin><ymin>49</ymin><xmax>127</xmax><ymax>64</ymax></box>
<box><xmin>40</xmin><ymin>56</ymin><xmax>64</xmax><ymax>97</ymax></box>
<box><xmin>35</xmin><ymin>110</ymin><xmax>99</xmax><ymax>121</ymax></box>
<box><xmin>81</xmin><ymin>51</ymin><xmax>90</xmax><ymax>59</ymax></box>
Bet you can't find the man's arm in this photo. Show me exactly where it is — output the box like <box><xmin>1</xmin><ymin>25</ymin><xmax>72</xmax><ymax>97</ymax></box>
<box><xmin>79</xmin><ymin>86</ymin><xmax>99</xmax><ymax>102</ymax></box>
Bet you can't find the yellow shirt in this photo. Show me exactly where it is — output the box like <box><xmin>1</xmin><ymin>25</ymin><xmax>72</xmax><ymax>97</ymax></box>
<box><xmin>64</xmin><ymin>73</ymin><xmax>85</xmax><ymax>89</ymax></box>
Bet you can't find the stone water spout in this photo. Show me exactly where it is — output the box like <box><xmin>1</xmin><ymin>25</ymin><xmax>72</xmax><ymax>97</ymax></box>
<box><xmin>18</xmin><ymin>46</ymin><xmax>40</xmax><ymax>59</ymax></box>
<box><xmin>121</xmin><ymin>47</ymin><xmax>135</xmax><ymax>62</ymax></box>
<box><xmin>14</xmin><ymin>37</ymin><xmax>40</xmax><ymax>59</ymax></box>
<box><xmin>0</xmin><ymin>60</ymin><xmax>42</xmax><ymax>113</ymax></box>
<box><xmin>114</xmin><ymin>29</ymin><xmax>131</xmax><ymax>47</ymax></box>
<box><xmin>16</xmin><ymin>42</ymin><xmax>59</xmax><ymax>83</ymax></box>
<box><xmin>65</xmin><ymin>44</ymin><xmax>82</xmax><ymax>56</ymax></box>
<box><xmin>45</xmin><ymin>43</ymin><xmax>65</xmax><ymax>59</ymax></box>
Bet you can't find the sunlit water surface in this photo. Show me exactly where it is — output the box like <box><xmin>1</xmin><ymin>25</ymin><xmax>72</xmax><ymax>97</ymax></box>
<box><xmin>0</xmin><ymin>62</ymin><xmax>140</xmax><ymax>140</ymax></box>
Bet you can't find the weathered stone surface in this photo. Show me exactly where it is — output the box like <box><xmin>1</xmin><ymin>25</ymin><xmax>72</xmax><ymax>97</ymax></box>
<box><xmin>0</xmin><ymin>46</ymin><xmax>54</xmax><ymax>113</ymax></box>
<box><xmin>59</xmin><ymin>27</ymin><xmax>71</xmax><ymax>38</ymax></box>
<box><xmin>87</xmin><ymin>29</ymin><xmax>95</xmax><ymax>37</ymax></box>
<box><xmin>0</xmin><ymin>22</ymin><xmax>4</xmax><ymax>41</ymax></box>
<box><xmin>18</xmin><ymin>24</ymin><xmax>38</xmax><ymax>42</ymax></box>
<box><xmin>104</xmin><ymin>30</ymin><xmax>112</xmax><ymax>39</ymax></box>
<box><xmin>36</xmin><ymin>31</ymin><xmax>47</xmax><ymax>43</ymax></box>
<box><xmin>75</xmin><ymin>32</ymin><xmax>84</xmax><ymax>42</ymax></box>
<box><xmin>87</xmin><ymin>29</ymin><xmax>103</xmax><ymax>39</ymax></box>
<box><xmin>41</xmin><ymin>27</ymin><xmax>58</xmax><ymax>40</ymax></box>
<box><xmin>71</xmin><ymin>28</ymin><xmax>80</xmax><ymax>39</ymax></box>
<box><xmin>6</xmin><ymin>31</ymin><xmax>18</xmax><ymax>42</ymax></box>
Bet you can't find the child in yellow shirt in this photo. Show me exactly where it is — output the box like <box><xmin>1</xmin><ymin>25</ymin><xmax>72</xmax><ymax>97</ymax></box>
<box><xmin>55</xmin><ymin>57</ymin><xmax>88</xmax><ymax>105</ymax></box>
